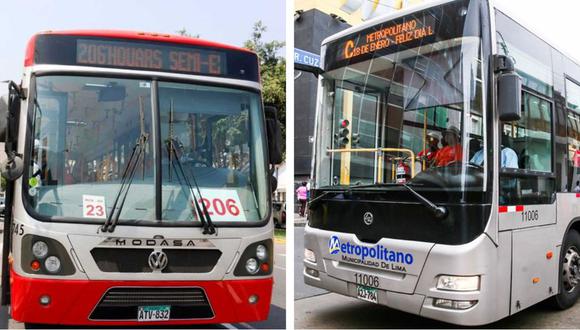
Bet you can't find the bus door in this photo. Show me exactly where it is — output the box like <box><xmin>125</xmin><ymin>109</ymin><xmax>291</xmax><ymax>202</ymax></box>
<box><xmin>498</xmin><ymin>91</ymin><xmax>558</xmax><ymax>313</ymax></box>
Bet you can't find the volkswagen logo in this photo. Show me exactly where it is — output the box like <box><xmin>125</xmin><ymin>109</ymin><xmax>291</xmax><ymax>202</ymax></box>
<box><xmin>363</xmin><ymin>212</ymin><xmax>374</xmax><ymax>225</ymax></box>
<box><xmin>148</xmin><ymin>251</ymin><xmax>168</xmax><ymax>271</ymax></box>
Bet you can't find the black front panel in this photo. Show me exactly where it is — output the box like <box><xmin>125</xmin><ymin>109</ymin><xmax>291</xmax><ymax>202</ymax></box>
<box><xmin>91</xmin><ymin>248</ymin><xmax>221</xmax><ymax>273</ymax></box>
<box><xmin>91</xmin><ymin>248</ymin><xmax>154</xmax><ymax>273</ymax></box>
<box><xmin>90</xmin><ymin>287</ymin><xmax>213</xmax><ymax>320</ymax></box>
<box><xmin>309</xmin><ymin>191</ymin><xmax>490</xmax><ymax>245</ymax></box>
<box><xmin>162</xmin><ymin>249</ymin><xmax>222</xmax><ymax>273</ymax></box>
<box><xmin>34</xmin><ymin>35</ymin><xmax>259</xmax><ymax>82</ymax></box>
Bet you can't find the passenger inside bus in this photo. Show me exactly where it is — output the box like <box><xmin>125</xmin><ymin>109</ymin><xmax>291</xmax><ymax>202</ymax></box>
<box><xmin>433</xmin><ymin>126</ymin><xmax>462</xmax><ymax>167</ymax></box>
<box><xmin>417</xmin><ymin>132</ymin><xmax>440</xmax><ymax>165</ymax></box>
<box><xmin>469</xmin><ymin>134</ymin><xmax>519</xmax><ymax>168</ymax></box>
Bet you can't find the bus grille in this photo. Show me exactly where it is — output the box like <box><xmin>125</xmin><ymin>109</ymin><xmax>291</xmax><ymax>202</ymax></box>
<box><xmin>90</xmin><ymin>287</ymin><xmax>214</xmax><ymax>320</ymax></box>
<box><xmin>90</xmin><ymin>248</ymin><xmax>222</xmax><ymax>273</ymax></box>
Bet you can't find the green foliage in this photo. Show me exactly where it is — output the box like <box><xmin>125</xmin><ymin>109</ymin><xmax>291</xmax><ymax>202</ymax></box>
<box><xmin>175</xmin><ymin>28</ymin><xmax>200</xmax><ymax>38</ymax></box>
<box><xmin>244</xmin><ymin>21</ymin><xmax>286</xmax><ymax>160</ymax></box>
<box><xmin>174</xmin><ymin>21</ymin><xmax>286</xmax><ymax>161</ymax></box>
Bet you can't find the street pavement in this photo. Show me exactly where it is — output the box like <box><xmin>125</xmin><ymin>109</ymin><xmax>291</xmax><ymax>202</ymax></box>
<box><xmin>295</xmin><ymin>226</ymin><xmax>580</xmax><ymax>328</ymax></box>
<box><xmin>0</xmin><ymin>233</ymin><xmax>286</xmax><ymax>329</ymax></box>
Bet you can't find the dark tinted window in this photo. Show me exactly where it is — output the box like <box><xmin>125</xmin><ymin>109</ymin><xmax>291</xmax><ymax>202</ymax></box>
<box><xmin>500</xmin><ymin>92</ymin><xmax>554</xmax><ymax>205</ymax></box>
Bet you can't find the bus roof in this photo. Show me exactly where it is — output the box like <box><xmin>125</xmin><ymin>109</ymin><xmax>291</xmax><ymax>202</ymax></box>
<box><xmin>25</xmin><ymin>29</ymin><xmax>254</xmax><ymax>67</ymax></box>
<box><xmin>320</xmin><ymin>0</ymin><xmax>580</xmax><ymax>68</ymax></box>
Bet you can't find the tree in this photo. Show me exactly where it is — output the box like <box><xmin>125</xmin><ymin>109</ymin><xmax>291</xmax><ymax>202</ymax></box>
<box><xmin>244</xmin><ymin>21</ymin><xmax>286</xmax><ymax>160</ymax></box>
<box><xmin>176</xmin><ymin>28</ymin><xmax>200</xmax><ymax>38</ymax></box>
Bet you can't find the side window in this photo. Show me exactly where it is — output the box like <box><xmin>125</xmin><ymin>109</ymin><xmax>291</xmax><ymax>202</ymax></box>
<box><xmin>568</xmin><ymin>111</ymin><xmax>580</xmax><ymax>191</ymax></box>
<box><xmin>495</xmin><ymin>10</ymin><xmax>553</xmax><ymax>97</ymax></box>
<box><xmin>566</xmin><ymin>78</ymin><xmax>580</xmax><ymax>191</ymax></box>
<box><xmin>566</xmin><ymin>78</ymin><xmax>580</xmax><ymax>111</ymax></box>
<box><xmin>499</xmin><ymin>91</ymin><xmax>554</xmax><ymax>205</ymax></box>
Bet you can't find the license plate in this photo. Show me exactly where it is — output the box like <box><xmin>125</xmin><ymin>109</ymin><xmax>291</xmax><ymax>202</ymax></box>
<box><xmin>137</xmin><ymin>305</ymin><xmax>170</xmax><ymax>322</ymax></box>
<box><xmin>356</xmin><ymin>285</ymin><xmax>378</xmax><ymax>303</ymax></box>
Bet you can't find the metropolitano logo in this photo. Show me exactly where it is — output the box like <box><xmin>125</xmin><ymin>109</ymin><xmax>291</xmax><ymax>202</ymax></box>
<box><xmin>326</xmin><ymin>235</ymin><xmax>414</xmax><ymax>265</ymax></box>
<box><xmin>329</xmin><ymin>235</ymin><xmax>341</xmax><ymax>255</ymax></box>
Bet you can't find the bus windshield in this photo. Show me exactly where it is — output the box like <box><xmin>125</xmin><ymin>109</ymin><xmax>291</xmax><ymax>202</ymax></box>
<box><xmin>315</xmin><ymin>0</ymin><xmax>488</xmax><ymax>201</ymax></box>
<box><xmin>25</xmin><ymin>75</ymin><xmax>268</xmax><ymax>225</ymax></box>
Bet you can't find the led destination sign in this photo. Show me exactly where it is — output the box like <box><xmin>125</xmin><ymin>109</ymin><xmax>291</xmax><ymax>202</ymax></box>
<box><xmin>341</xmin><ymin>16</ymin><xmax>435</xmax><ymax>61</ymax></box>
<box><xmin>324</xmin><ymin>12</ymin><xmax>444</xmax><ymax>72</ymax></box>
<box><xmin>33</xmin><ymin>34</ymin><xmax>260</xmax><ymax>82</ymax></box>
<box><xmin>77</xmin><ymin>39</ymin><xmax>226</xmax><ymax>75</ymax></box>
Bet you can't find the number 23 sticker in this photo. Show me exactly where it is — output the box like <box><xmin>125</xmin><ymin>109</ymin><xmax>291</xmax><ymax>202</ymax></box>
<box><xmin>83</xmin><ymin>195</ymin><xmax>106</xmax><ymax>219</ymax></box>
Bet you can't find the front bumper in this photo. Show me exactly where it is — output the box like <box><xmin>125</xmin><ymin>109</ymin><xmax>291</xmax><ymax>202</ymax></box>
<box><xmin>11</xmin><ymin>270</ymin><xmax>273</xmax><ymax>326</ymax></box>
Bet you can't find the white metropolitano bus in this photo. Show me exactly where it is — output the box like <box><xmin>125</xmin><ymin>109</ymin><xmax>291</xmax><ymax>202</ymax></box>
<box><xmin>304</xmin><ymin>0</ymin><xmax>580</xmax><ymax>325</ymax></box>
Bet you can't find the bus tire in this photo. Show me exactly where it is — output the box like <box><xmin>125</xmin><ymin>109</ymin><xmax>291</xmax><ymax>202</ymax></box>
<box><xmin>549</xmin><ymin>229</ymin><xmax>580</xmax><ymax>310</ymax></box>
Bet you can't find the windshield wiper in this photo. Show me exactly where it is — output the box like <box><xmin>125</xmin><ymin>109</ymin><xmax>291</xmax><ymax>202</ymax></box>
<box><xmin>166</xmin><ymin>138</ymin><xmax>216</xmax><ymax>235</ymax></box>
<box><xmin>101</xmin><ymin>132</ymin><xmax>148</xmax><ymax>233</ymax></box>
<box><xmin>308</xmin><ymin>190</ymin><xmax>343</xmax><ymax>210</ymax></box>
<box><xmin>309</xmin><ymin>183</ymin><xmax>404</xmax><ymax>209</ymax></box>
<box><xmin>401</xmin><ymin>183</ymin><xmax>447</xmax><ymax>219</ymax></box>
<box><xmin>349</xmin><ymin>183</ymin><xmax>447</xmax><ymax>219</ymax></box>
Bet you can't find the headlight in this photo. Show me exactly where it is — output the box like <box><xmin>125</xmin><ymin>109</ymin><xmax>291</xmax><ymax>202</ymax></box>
<box><xmin>44</xmin><ymin>256</ymin><xmax>61</xmax><ymax>273</ymax></box>
<box><xmin>433</xmin><ymin>298</ymin><xmax>477</xmax><ymax>310</ymax></box>
<box><xmin>436</xmin><ymin>275</ymin><xmax>480</xmax><ymax>291</ymax></box>
<box><xmin>256</xmin><ymin>245</ymin><xmax>267</xmax><ymax>261</ymax></box>
<box><xmin>245</xmin><ymin>258</ymin><xmax>259</xmax><ymax>274</ymax></box>
<box><xmin>304</xmin><ymin>248</ymin><xmax>316</xmax><ymax>263</ymax></box>
<box><xmin>32</xmin><ymin>241</ymin><xmax>49</xmax><ymax>259</ymax></box>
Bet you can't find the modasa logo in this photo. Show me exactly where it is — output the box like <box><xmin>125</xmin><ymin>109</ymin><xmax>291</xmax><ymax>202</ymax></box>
<box><xmin>327</xmin><ymin>235</ymin><xmax>414</xmax><ymax>265</ymax></box>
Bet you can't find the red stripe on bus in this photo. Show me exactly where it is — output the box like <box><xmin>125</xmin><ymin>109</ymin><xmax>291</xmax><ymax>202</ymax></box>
<box><xmin>498</xmin><ymin>206</ymin><xmax>508</xmax><ymax>213</ymax></box>
<box><xmin>24</xmin><ymin>35</ymin><xmax>37</xmax><ymax>67</ymax></box>
<box><xmin>516</xmin><ymin>205</ymin><xmax>524</xmax><ymax>212</ymax></box>
<box><xmin>576</xmin><ymin>193</ymin><xmax>580</xmax><ymax>198</ymax></box>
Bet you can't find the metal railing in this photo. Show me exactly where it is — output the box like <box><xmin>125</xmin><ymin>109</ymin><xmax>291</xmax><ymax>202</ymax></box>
<box><xmin>326</xmin><ymin>147</ymin><xmax>416</xmax><ymax>183</ymax></box>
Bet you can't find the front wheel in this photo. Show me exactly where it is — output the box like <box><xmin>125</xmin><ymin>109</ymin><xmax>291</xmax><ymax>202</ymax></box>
<box><xmin>549</xmin><ymin>229</ymin><xmax>580</xmax><ymax>309</ymax></box>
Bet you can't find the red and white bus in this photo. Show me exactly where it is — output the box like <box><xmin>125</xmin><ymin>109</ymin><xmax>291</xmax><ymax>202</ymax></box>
<box><xmin>0</xmin><ymin>30</ymin><xmax>282</xmax><ymax>326</ymax></box>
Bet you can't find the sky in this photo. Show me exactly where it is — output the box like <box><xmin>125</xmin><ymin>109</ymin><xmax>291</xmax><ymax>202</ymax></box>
<box><xmin>0</xmin><ymin>0</ymin><xmax>285</xmax><ymax>82</ymax></box>
<box><xmin>1</xmin><ymin>0</ymin><xmax>580</xmax><ymax>82</ymax></box>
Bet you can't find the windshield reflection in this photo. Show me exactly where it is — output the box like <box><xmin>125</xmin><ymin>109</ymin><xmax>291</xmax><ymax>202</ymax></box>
<box><xmin>25</xmin><ymin>76</ymin><xmax>267</xmax><ymax>224</ymax></box>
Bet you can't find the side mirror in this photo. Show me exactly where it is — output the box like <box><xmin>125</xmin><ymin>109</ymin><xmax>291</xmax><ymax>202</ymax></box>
<box><xmin>0</xmin><ymin>95</ymin><xmax>7</xmax><ymax>142</ymax></box>
<box><xmin>0</xmin><ymin>155</ymin><xmax>23</xmax><ymax>181</ymax></box>
<box><xmin>265</xmin><ymin>105</ymin><xmax>283</xmax><ymax>165</ymax></box>
<box><xmin>495</xmin><ymin>55</ymin><xmax>522</xmax><ymax>122</ymax></box>
<box><xmin>270</xmin><ymin>175</ymin><xmax>277</xmax><ymax>193</ymax></box>
<box><xmin>1</xmin><ymin>82</ymin><xmax>24</xmax><ymax>181</ymax></box>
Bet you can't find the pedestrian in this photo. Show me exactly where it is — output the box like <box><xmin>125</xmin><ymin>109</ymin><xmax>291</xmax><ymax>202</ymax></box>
<box><xmin>296</xmin><ymin>181</ymin><xmax>308</xmax><ymax>217</ymax></box>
